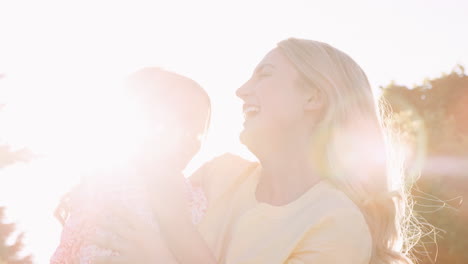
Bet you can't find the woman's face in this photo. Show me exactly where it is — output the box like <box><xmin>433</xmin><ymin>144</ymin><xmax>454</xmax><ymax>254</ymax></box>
<box><xmin>236</xmin><ymin>48</ymin><xmax>312</xmax><ymax>150</ymax></box>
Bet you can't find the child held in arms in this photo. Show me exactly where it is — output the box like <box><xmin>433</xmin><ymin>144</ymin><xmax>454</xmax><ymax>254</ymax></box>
<box><xmin>50</xmin><ymin>67</ymin><xmax>211</xmax><ymax>264</ymax></box>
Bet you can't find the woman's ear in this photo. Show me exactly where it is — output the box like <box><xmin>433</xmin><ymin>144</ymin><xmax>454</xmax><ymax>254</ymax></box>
<box><xmin>304</xmin><ymin>88</ymin><xmax>325</xmax><ymax>111</ymax></box>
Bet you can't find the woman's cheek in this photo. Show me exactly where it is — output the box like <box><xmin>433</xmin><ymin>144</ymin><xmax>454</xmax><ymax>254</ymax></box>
<box><xmin>261</xmin><ymin>107</ymin><xmax>287</xmax><ymax>130</ymax></box>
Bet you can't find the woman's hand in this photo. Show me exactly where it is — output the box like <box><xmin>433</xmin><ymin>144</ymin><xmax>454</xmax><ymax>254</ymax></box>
<box><xmin>88</xmin><ymin>207</ymin><xmax>178</xmax><ymax>264</ymax></box>
<box><xmin>154</xmin><ymin>172</ymin><xmax>188</xmax><ymax>207</ymax></box>
<box><xmin>147</xmin><ymin>173</ymin><xmax>218</xmax><ymax>264</ymax></box>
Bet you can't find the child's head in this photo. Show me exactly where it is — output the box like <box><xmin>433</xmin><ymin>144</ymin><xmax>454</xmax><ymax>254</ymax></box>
<box><xmin>125</xmin><ymin>67</ymin><xmax>211</xmax><ymax>172</ymax></box>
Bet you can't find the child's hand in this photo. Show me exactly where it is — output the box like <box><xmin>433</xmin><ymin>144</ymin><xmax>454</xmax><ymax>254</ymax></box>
<box><xmin>87</xmin><ymin>208</ymin><xmax>178</xmax><ymax>264</ymax></box>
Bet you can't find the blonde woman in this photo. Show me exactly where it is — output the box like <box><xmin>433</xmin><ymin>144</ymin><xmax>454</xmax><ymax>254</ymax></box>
<box><xmin>94</xmin><ymin>38</ymin><xmax>418</xmax><ymax>264</ymax></box>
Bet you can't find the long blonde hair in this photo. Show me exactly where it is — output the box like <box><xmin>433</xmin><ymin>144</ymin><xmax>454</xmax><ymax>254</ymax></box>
<box><xmin>278</xmin><ymin>38</ymin><xmax>421</xmax><ymax>264</ymax></box>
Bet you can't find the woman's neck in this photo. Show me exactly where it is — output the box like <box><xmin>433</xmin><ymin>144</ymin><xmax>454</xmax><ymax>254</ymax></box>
<box><xmin>254</xmin><ymin>138</ymin><xmax>323</xmax><ymax>206</ymax></box>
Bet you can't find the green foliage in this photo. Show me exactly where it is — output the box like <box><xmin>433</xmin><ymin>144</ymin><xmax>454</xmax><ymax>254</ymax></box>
<box><xmin>382</xmin><ymin>65</ymin><xmax>468</xmax><ymax>156</ymax></box>
<box><xmin>383</xmin><ymin>65</ymin><xmax>468</xmax><ymax>264</ymax></box>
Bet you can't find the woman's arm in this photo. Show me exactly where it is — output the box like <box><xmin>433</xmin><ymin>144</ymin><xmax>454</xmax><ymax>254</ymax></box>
<box><xmin>87</xmin><ymin>203</ymin><xmax>180</xmax><ymax>264</ymax></box>
<box><xmin>149</xmin><ymin>154</ymin><xmax>248</xmax><ymax>264</ymax></box>
<box><xmin>151</xmin><ymin>171</ymin><xmax>218</xmax><ymax>264</ymax></box>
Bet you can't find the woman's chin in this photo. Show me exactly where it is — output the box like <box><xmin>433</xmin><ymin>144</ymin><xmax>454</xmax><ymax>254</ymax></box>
<box><xmin>239</xmin><ymin>127</ymin><xmax>250</xmax><ymax>143</ymax></box>
<box><xmin>239</xmin><ymin>129</ymin><xmax>261</xmax><ymax>153</ymax></box>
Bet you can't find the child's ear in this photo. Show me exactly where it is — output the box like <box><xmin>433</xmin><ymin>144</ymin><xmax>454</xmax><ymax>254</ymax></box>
<box><xmin>304</xmin><ymin>88</ymin><xmax>325</xmax><ymax>111</ymax></box>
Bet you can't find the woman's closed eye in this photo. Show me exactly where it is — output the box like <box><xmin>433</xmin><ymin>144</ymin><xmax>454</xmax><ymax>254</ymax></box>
<box><xmin>256</xmin><ymin>72</ymin><xmax>272</xmax><ymax>78</ymax></box>
<box><xmin>254</xmin><ymin>64</ymin><xmax>275</xmax><ymax>79</ymax></box>
<box><xmin>253</xmin><ymin>70</ymin><xmax>272</xmax><ymax>81</ymax></box>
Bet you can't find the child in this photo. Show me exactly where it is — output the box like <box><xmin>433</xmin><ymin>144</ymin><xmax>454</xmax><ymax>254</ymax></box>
<box><xmin>50</xmin><ymin>67</ymin><xmax>210</xmax><ymax>264</ymax></box>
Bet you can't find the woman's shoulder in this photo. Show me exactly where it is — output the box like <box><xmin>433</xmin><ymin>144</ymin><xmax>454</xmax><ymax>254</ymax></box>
<box><xmin>206</xmin><ymin>152</ymin><xmax>254</xmax><ymax>169</ymax></box>
<box><xmin>189</xmin><ymin>153</ymin><xmax>256</xmax><ymax>182</ymax></box>
<box><xmin>289</xmin><ymin>182</ymin><xmax>372</xmax><ymax>263</ymax></box>
<box><xmin>304</xmin><ymin>181</ymin><xmax>369</xmax><ymax>227</ymax></box>
<box><xmin>319</xmin><ymin>181</ymin><xmax>364</xmax><ymax>212</ymax></box>
<box><xmin>290</xmin><ymin>208</ymin><xmax>372</xmax><ymax>264</ymax></box>
<box><xmin>287</xmin><ymin>181</ymin><xmax>368</xmax><ymax>227</ymax></box>
<box><xmin>189</xmin><ymin>153</ymin><xmax>258</xmax><ymax>202</ymax></box>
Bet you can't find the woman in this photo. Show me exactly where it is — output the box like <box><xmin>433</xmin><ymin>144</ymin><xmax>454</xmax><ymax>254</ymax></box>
<box><xmin>94</xmin><ymin>38</ymin><xmax>419</xmax><ymax>264</ymax></box>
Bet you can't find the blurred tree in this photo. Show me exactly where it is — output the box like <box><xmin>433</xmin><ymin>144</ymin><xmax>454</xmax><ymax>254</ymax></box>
<box><xmin>0</xmin><ymin>105</ymin><xmax>33</xmax><ymax>169</ymax></box>
<box><xmin>382</xmin><ymin>65</ymin><xmax>468</xmax><ymax>156</ymax></box>
<box><xmin>0</xmin><ymin>146</ymin><xmax>32</xmax><ymax>169</ymax></box>
<box><xmin>0</xmin><ymin>74</ymin><xmax>34</xmax><ymax>263</ymax></box>
<box><xmin>382</xmin><ymin>65</ymin><xmax>468</xmax><ymax>264</ymax></box>
<box><xmin>0</xmin><ymin>208</ymin><xmax>33</xmax><ymax>264</ymax></box>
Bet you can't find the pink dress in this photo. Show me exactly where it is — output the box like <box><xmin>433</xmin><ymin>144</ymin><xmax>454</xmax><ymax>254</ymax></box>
<box><xmin>50</xmin><ymin>178</ymin><xmax>207</xmax><ymax>264</ymax></box>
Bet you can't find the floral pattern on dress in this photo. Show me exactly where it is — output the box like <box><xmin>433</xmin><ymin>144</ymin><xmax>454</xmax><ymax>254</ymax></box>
<box><xmin>50</xmin><ymin>178</ymin><xmax>207</xmax><ymax>264</ymax></box>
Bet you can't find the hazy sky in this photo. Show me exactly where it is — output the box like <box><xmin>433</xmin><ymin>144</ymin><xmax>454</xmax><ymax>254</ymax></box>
<box><xmin>0</xmin><ymin>0</ymin><xmax>467</xmax><ymax>263</ymax></box>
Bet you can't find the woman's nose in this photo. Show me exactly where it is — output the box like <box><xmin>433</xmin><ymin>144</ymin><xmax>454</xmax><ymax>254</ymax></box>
<box><xmin>236</xmin><ymin>80</ymin><xmax>252</xmax><ymax>100</ymax></box>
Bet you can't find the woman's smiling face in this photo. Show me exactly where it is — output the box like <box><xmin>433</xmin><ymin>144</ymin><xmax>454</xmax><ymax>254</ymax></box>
<box><xmin>236</xmin><ymin>48</ymin><xmax>311</xmax><ymax>151</ymax></box>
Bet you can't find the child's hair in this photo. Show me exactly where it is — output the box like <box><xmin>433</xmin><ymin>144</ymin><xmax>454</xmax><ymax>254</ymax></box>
<box><xmin>277</xmin><ymin>38</ymin><xmax>424</xmax><ymax>264</ymax></box>
<box><xmin>55</xmin><ymin>67</ymin><xmax>211</xmax><ymax>224</ymax></box>
<box><xmin>126</xmin><ymin>67</ymin><xmax>211</xmax><ymax>135</ymax></box>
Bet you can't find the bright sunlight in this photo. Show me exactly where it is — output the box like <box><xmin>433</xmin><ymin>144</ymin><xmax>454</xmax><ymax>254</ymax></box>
<box><xmin>1</xmin><ymin>0</ymin><xmax>467</xmax><ymax>263</ymax></box>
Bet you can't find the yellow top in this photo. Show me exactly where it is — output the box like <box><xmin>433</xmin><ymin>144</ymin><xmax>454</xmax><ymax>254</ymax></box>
<box><xmin>190</xmin><ymin>153</ymin><xmax>372</xmax><ymax>264</ymax></box>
